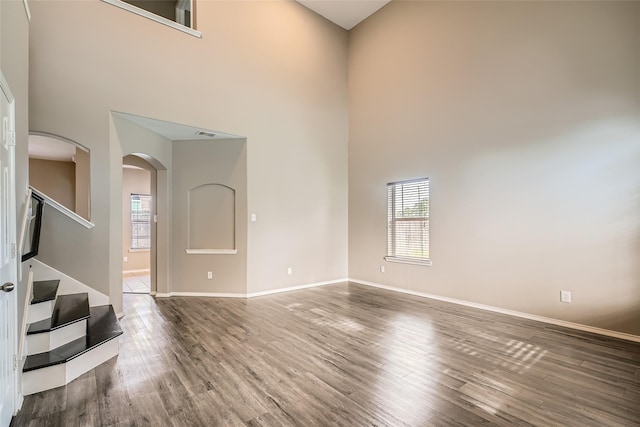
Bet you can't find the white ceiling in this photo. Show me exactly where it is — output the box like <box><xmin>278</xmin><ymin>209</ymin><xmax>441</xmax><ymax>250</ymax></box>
<box><xmin>29</xmin><ymin>134</ymin><xmax>78</xmax><ymax>162</ymax></box>
<box><xmin>296</xmin><ymin>0</ymin><xmax>390</xmax><ymax>30</ymax></box>
<box><xmin>113</xmin><ymin>111</ymin><xmax>243</xmax><ymax>141</ymax></box>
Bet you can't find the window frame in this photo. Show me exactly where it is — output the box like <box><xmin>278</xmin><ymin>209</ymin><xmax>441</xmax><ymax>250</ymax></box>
<box><xmin>100</xmin><ymin>0</ymin><xmax>202</xmax><ymax>38</ymax></box>
<box><xmin>130</xmin><ymin>193</ymin><xmax>152</xmax><ymax>250</ymax></box>
<box><xmin>385</xmin><ymin>178</ymin><xmax>432</xmax><ymax>266</ymax></box>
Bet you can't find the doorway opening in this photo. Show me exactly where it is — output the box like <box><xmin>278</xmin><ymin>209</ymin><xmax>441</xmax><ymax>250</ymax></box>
<box><xmin>122</xmin><ymin>155</ymin><xmax>155</xmax><ymax>294</ymax></box>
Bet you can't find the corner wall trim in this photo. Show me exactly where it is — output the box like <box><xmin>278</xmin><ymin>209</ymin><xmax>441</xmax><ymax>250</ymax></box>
<box><xmin>23</xmin><ymin>0</ymin><xmax>31</xmax><ymax>21</ymax></box>
<box><xmin>349</xmin><ymin>278</ymin><xmax>640</xmax><ymax>343</ymax></box>
<box><xmin>246</xmin><ymin>279</ymin><xmax>346</xmax><ymax>298</ymax></box>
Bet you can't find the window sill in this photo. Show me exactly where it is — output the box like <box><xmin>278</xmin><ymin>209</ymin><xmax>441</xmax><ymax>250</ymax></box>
<box><xmin>186</xmin><ymin>249</ymin><xmax>237</xmax><ymax>255</ymax></box>
<box><xmin>384</xmin><ymin>256</ymin><xmax>432</xmax><ymax>267</ymax></box>
<box><xmin>101</xmin><ymin>0</ymin><xmax>202</xmax><ymax>38</ymax></box>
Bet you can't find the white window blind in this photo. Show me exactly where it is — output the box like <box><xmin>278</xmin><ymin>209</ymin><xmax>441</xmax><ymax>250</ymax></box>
<box><xmin>386</xmin><ymin>178</ymin><xmax>430</xmax><ymax>265</ymax></box>
<box><xmin>131</xmin><ymin>194</ymin><xmax>151</xmax><ymax>249</ymax></box>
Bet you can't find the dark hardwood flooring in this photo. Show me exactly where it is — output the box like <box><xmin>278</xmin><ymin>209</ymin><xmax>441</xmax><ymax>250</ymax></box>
<box><xmin>12</xmin><ymin>282</ymin><xmax>640</xmax><ymax>426</ymax></box>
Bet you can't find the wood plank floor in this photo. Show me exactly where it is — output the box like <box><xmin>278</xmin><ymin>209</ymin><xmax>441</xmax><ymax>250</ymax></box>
<box><xmin>12</xmin><ymin>282</ymin><xmax>640</xmax><ymax>426</ymax></box>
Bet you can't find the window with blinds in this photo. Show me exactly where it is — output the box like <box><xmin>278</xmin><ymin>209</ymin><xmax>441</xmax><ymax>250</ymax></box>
<box><xmin>386</xmin><ymin>178</ymin><xmax>431</xmax><ymax>265</ymax></box>
<box><xmin>131</xmin><ymin>194</ymin><xmax>151</xmax><ymax>249</ymax></box>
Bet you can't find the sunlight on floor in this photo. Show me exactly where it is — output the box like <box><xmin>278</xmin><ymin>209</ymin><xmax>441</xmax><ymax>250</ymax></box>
<box><xmin>123</xmin><ymin>271</ymin><xmax>150</xmax><ymax>294</ymax></box>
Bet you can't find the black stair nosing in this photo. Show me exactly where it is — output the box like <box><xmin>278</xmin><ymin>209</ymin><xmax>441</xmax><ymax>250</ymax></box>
<box><xmin>31</xmin><ymin>280</ymin><xmax>60</xmax><ymax>305</ymax></box>
<box><xmin>23</xmin><ymin>305</ymin><xmax>123</xmax><ymax>373</ymax></box>
<box><xmin>27</xmin><ymin>293</ymin><xmax>90</xmax><ymax>335</ymax></box>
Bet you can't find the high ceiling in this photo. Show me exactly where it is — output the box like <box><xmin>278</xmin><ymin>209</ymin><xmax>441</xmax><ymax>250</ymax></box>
<box><xmin>296</xmin><ymin>0</ymin><xmax>390</xmax><ymax>30</ymax></box>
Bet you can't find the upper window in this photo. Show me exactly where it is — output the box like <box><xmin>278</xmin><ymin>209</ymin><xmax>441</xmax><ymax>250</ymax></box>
<box><xmin>131</xmin><ymin>194</ymin><xmax>151</xmax><ymax>249</ymax></box>
<box><xmin>101</xmin><ymin>0</ymin><xmax>202</xmax><ymax>38</ymax></box>
<box><xmin>386</xmin><ymin>178</ymin><xmax>431</xmax><ymax>266</ymax></box>
<box><xmin>121</xmin><ymin>0</ymin><xmax>192</xmax><ymax>27</ymax></box>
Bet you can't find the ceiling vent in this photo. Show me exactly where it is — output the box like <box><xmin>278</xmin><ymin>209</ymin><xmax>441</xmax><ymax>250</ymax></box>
<box><xmin>196</xmin><ymin>130</ymin><xmax>216</xmax><ymax>138</ymax></box>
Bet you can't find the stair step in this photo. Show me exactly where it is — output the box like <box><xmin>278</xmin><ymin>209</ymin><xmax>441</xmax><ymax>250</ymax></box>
<box><xmin>23</xmin><ymin>305</ymin><xmax>123</xmax><ymax>373</ymax></box>
<box><xmin>27</xmin><ymin>293</ymin><xmax>90</xmax><ymax>335</ymax></box>
<box><xmin>31</xmin><ymin>280</ymin><xmax>60</xmax><ymax>304</ymax></box>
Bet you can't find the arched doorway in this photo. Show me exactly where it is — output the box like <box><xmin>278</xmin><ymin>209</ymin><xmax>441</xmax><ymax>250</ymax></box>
<box><xmin>122</xmin><ymin>155</ymin><xmax>153</xmax><ymax>294</ymax></box>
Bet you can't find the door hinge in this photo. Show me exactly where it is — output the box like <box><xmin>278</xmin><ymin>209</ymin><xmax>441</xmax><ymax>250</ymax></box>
<box><xmin>13</xmin><ymin>355</ymin><xmax>18</xmax><ymax>371</ymax></box>
<box><xmin>9</xmin><ymin>131</ymin><xmax>16</xmax><ymax>146</ymax></box>
<box><xmin>11</xmin><ymin>243</ymin><xmax>16</xmax><ymax>259</ymax></box>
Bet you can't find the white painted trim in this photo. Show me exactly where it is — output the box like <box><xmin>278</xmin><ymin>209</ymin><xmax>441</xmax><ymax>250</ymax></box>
<box><xmin>0</xmin><ymin>70</ymin><xmax>15</xmax><ymax>101</ymax></box>
<box><xmin>26</xmin><ymin>320</ymin><xmax>87</xmax><ymax>355</ymax></box>
<box><xmin>384</xmin><ymin>256</ymin><xmax>432</xmax><ymax>267</ymax></box>
<box><xmin>31</xmin><ymin>187</ymin><xmax>95</xmax><ymax>229</ymax></box>
<box><xmin>22</xmin><ymin>0</ymin><xmax>31</xmax><ymax>21</ymax></box>
<box><xmin>66</xmin><ymin>339</ymin><xmax>119</xmax><ymax>384</ymax></box>
<box><xmin>246</xmin><ymin>279</ymin><xmax>346</xmax><ymax>298</ymax></box>
<box><xmin>27</xmin><ymin>300</ymin><xmax>53</xmax><ymax>324</ymax></box>
<box><xmin>22</xmin><ymin>363</ymin><xmax>65</xmax><ymax>396</ymax></box>
<box><xmin>17</xmin><ymin>189</ymin><xmax>32</xmax><ymax>278</ymax></box>
<box><xmin>100</xmin><ymin>0</ymin><xmax>202</xmax><ymax>38</ymax></box>
<box><xmin>18</xmin><ymin>271</ymin><xmax>33</xmax><ymax>359</ymax></box>
<box><xmin>123</xmin><ymin>268</ymin><xmax>150</xmax><ymax>274</ymax></box>
<box><xmin>349</xmin><ymin>278</ymin><xmax>640</xmax><ymax>343</ymax></box>
<box><xmin>21</xmin><ymin>337</ymin><xmax>119</xmax><ymax>395</ymax></box>
<box><xmin>30</xmin><ymin>259</ymin><xmax>109</xmax><ymax>307</ymax></box>
<box><xmin>155</xmin><ymin>291</ymin><xmax>246</xmax><ymax>298</ymax></box>
<box><xmin>13</xmin><ymin>394</ymin><xmax>23</xmax><ymax>417</ymax></box>
<box><xmin>154</xmin><ymin>278</ymin><xmax>347</xmax><ymax>299</ymax></box>
<box><xmin>185</xmin><ymin>249</ymin><xmax>237</xmax><ymax>255</ymax></box>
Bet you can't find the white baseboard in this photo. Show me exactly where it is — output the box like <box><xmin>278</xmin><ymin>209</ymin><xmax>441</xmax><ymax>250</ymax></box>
<box><xmin>155</xmin><ymin>291</ymin><xmax>246</xmax><ymax>298</ymax></box>
<box><xmin>14</xmin><ymin>393</ymin><xmax>24</xmax><ymax>416</ymax></box>
<box><xmin>154</xmin><ymin>278</ymin><xmax>347</xmax><ymax>299</ymax></box>
<box><xmin>22</xmin><ymin>338</ymin><xmax>120</xmax><ymax>396</ymax></box>
<box><xmin>349</xmin><ymin>278</ymin><xmax>640</xmax><ymax>343</ymax></box>
<box><xmin>123</xmin><ymin>269</ymin><xmax>150</xmax><ymax>274</ymax></box>
<box><xmin>246</xmin><ymin>279</ymin><xmax>346</xmax><ymax>298</ymax></box>
<box><xmin>30</xmin><ymin>258</ymin><xmax>109</xmax><ymax>306</ymax></box>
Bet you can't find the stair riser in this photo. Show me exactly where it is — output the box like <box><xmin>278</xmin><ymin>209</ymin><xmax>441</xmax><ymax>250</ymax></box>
<box><xmin>28</xmin><ymin>301</ymin><xmax>54</xmax><ymax>324</ymax></box>
<box><xmin>26</xmin><ymin>320</ymin><xmax>87</xmax><ymax>355</ymax></box>
<box><xmin>22</xmin><ymin>338</ymin><xmax>120</xmax><ymax>396</ymax></box>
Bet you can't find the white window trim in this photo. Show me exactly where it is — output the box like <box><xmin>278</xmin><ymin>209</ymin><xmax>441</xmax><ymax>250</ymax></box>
<box><xmin>384</xmin><ymin>256</ymin><xmax>432</xmax><ymax>267</ymax></box>
<box><xmin>386</xmin><ymin>177</ymin><xmax>431</xmax><ymax>266</ymax></box>
<box><xmin>128</xmin><ymin>248</ymin><xmax>150</xmax><ymax>253</ymax></box>
<box><xmin>100</xmin><ymin>0</ymin><xmax>202</xmax><ymax>38</ymax></box>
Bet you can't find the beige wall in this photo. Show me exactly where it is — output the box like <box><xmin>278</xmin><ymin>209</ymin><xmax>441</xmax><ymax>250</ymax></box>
<box><xmin>172</xmin><ymin>139</ymin><xmax>247</xmax><ymax>294</ymax></box>
<box><xmin>122</xmin><ymin>166</ymin><xmax>151</xmax><ymax>272</ymax></box>
<box><xmin>29</xmin><ymin>0</ymin><xmax>348</xmax><ymax>312</ymax></box>
<box><xmin>348</xmin><ymin>2</ymin><xmax>640</xmax><ymax>335</ymax></box>
<box><xmin>75</xmin><ymin>147</ymin><xmax>90</xmax><ymax>220</ymax></box>
<box><xmin>29</xmin><ymin>158</ymin><xmax>76</xmax><ymax>211</ymax></box>
<box><xmin>1</xmin><ymin>0</ymin><xmax>30</xmax><ymax>336</ymax></box>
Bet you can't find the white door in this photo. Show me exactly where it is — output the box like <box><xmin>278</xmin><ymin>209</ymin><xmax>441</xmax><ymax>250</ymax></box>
<box><xmin>0</xmin><ymin>75</ymin><xmax>17</xmax><ymax>427</ymax></box>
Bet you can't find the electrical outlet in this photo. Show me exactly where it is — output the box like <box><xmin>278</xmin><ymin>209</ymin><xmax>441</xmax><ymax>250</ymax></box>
<box><xmin>207</xmin><ymin>271</ymin><xmax>213</xmax><ymax>279</ymax></box>
<box><xmin>380</xmin><ymin>266</ymin><xmax>385</xmax><ymax>273</ymax></box>
<box><xmin>123</xmin><ymin>256</ymin><xmax>128</xmax><ymax>262</ymax></box>
<box><xmin>560</xmin><ymin>290</ymin><xmax>571</xmax><ymax>303</ymax></box>
<box><xmin>287</xmin><ymin>267</ymin><xmax>292</xmax><ymax>275</ymax></box>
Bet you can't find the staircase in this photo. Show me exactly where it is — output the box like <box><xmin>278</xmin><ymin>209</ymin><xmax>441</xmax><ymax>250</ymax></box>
<box><xmin>21</xmin><ymin>270</ymin><xmax>122</xmax><ymax>396</ymax></box>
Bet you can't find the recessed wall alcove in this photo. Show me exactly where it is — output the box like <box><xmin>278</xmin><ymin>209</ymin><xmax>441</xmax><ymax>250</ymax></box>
<box><xmin>186</xmin><ymin>183</ymin><xmax>236</xmax><ymax>254</ymax></box>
